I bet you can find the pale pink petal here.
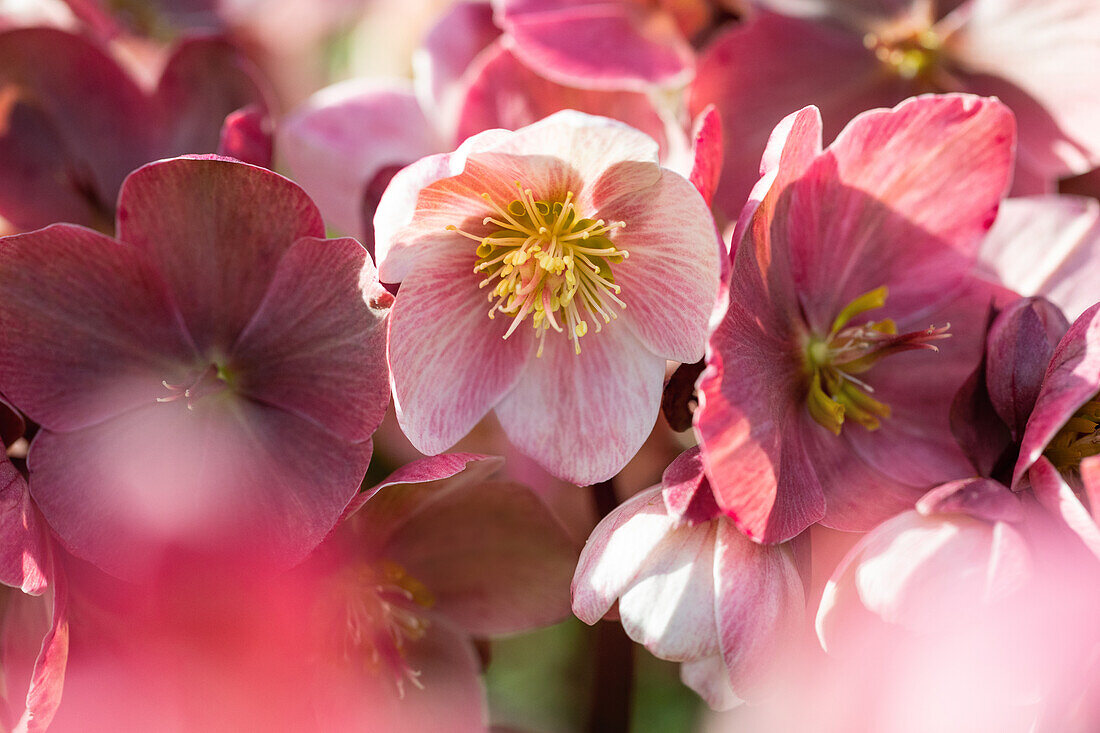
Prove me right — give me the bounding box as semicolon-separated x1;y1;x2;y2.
498;1;695;90
714;520;804;698
662;447;722;526
28;398;371;579
230;237;390;443
387;243;533;455
2;565;68;733
374;479;578;636
688;12;901;221
679;655;742;712
1014;303;1100;487
977;195;1100;321
116;156;325;354
278;80;442;238
595;170;720;363
0;224;197;431
572;487;678;624
456;41;670;154
494;320;665;485
947;0;1100;178
1029;456;1100;561
0;459;47;595
787;94;1015;329
753;0;926;21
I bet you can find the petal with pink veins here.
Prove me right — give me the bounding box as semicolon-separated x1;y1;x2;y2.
0;224;197;432
494;320;665;485
662;447;722;526
230;237;390;443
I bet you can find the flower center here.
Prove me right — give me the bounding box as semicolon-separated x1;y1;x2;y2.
1044;397;1100;473
156;363;233;410
804;286;950;435
864;27;942;81
447;183;628;357
325;559;435;697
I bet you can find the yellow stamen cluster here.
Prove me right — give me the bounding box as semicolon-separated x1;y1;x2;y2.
804;286;949;435
447;183;628;356
864;27;942;81
1045;397;1100;472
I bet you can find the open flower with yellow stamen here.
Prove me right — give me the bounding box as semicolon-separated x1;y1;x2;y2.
375;111;721;485
695;94;1017;543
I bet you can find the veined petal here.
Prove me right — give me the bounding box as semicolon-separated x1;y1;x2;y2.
0;224;197;431
387;243;532;455
494;320;664;485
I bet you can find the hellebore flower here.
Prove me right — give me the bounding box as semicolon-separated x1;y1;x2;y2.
374;111;721;485
0;456;67;733
277;0;683;253
0;156;392;579
48;454;577;733
690;0;1100;220
695;94;1016;543
0;26;269;233
572;448;805;709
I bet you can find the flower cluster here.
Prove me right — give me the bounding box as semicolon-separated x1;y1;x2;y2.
1;1;1100;731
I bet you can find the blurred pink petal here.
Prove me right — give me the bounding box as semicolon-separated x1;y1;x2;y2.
217;105;273;168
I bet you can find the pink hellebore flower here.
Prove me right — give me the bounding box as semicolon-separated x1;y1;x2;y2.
0;26;270;233
691;0;1100;219
695;94;1016;543
0;156;392;579
0;456;67;733
374;111;721;485
572;447;805;709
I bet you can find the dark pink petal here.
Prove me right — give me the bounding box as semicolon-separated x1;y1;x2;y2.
370;478;578;636
1014;303;1100;487
153;36;271;160
416;0;500;138
0;458;47;595
714;520;804;699
984;297;1070;440
596;170;721;363
950;312;1015;478
1;564;68;733
494;321;665;485
346;453;504;521
499;1;695;90
977;195;1100;321
278;81;442;239
688;12;900;221
217;105;274;168
116;157;325;354
916;477;1025;524
0;224;197;431
230;237;390;443
688;105;723;207
388;243;533;454
662;447;722;526
455;41;670;153
786;94;1015;330
28;397;371;579
947;0;1100;180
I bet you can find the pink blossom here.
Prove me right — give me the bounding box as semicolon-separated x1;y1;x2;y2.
695;95;1016;543
572;449;805;709
691;0;1100;219
374;111;721;484
0;27;270;233
0;156;391;579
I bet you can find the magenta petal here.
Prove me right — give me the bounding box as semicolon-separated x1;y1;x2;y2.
28;398;371;579
455;41;670;154
662;447;722;526
217;105;274;169
788;94;1015;329
1014;303;1100;487
116;157;325;354
0;224;197;431
373;478;578;636
388;243;533;455
500;2;694;90
688;105;723;208
230;237;390;443
0;458;47;595
278;81;442;239
494;323;665;485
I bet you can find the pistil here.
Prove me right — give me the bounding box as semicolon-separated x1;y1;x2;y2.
447;183;628;356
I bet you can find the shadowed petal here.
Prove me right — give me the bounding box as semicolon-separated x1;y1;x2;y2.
0;458;47;595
